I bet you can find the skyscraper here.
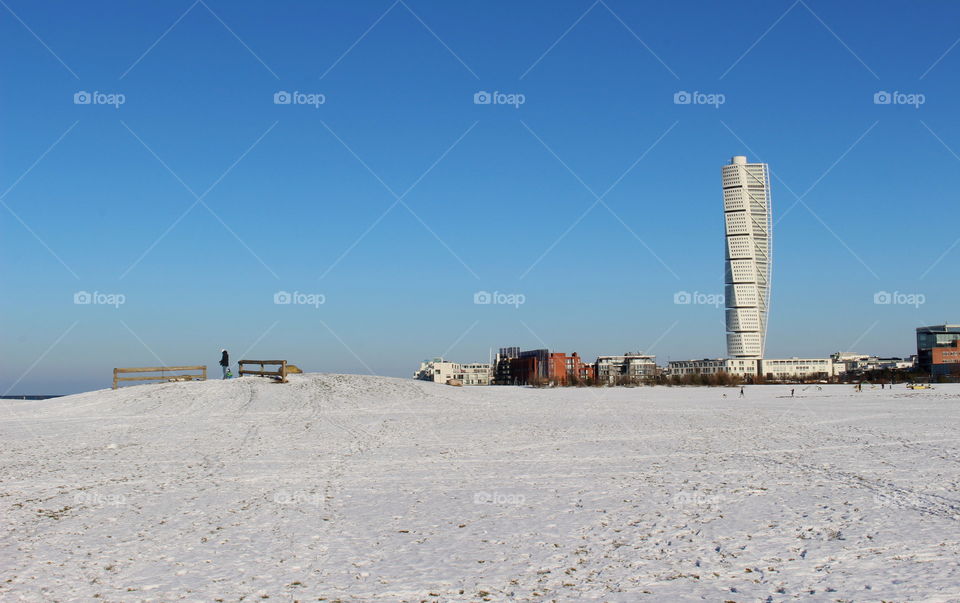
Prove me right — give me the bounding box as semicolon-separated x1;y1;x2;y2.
722;156;772;359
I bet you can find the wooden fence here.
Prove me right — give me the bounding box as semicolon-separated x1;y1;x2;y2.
113;365;207;389
238;359;288;383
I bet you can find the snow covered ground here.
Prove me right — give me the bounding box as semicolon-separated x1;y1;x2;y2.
1;375;959;601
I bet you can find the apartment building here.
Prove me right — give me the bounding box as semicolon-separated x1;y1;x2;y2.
759;358;835;381
490;347;592;385
413;358;491;385
596;354;657;384
460;363;493;386
668;358;757;378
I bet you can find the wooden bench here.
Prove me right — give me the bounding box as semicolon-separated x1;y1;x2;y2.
113;366;206;389
238;359;288;383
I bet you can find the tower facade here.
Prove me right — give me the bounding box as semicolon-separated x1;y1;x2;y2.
722;155;772;359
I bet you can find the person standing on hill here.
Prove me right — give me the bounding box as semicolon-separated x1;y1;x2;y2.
220;349;229;379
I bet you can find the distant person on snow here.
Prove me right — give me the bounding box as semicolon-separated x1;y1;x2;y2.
220;349;229;379
739;386;745;398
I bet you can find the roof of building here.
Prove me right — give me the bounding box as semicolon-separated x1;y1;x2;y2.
916;325;960;332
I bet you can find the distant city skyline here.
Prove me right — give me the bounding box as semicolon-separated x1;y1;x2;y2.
2;1;958;394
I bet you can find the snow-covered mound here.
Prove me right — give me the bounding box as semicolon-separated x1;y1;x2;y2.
2;375;959;601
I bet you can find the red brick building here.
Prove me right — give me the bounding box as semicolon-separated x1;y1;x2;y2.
932;340;960;377
503;349;593;385
509;354;542;385
576;362;596;382
547;352;592;385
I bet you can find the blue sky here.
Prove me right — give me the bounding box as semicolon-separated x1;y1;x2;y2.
2;0;959;394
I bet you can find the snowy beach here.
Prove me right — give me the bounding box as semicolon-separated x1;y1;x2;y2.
2;375;959;601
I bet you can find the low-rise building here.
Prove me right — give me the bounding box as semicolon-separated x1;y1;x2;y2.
596;353;657;384
668;359;726;377
513;349;550;385
548;352;592;385
576;362;596;382
413;358;491;385
723;358;759;377
830;353;916;376
414;358;459;383
491;347;592;385
830;353;869;375
760;358;835;381
668;358;757;378
884;358;917;371
459;363;493;385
